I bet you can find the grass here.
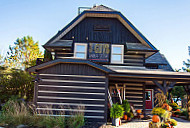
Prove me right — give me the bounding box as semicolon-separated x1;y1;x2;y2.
0;99;85;128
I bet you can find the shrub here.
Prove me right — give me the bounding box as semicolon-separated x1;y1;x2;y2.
66;106;85;128
0;99;85;128
122;100;131;113
110;103;124;119
126;112;134;118
151;107;166;117
181;109;188;119
0;99;32;126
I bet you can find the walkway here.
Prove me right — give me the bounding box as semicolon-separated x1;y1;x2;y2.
104;118;190;128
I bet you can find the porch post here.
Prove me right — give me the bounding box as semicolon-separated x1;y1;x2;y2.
183;85;190;120
142;83;146;116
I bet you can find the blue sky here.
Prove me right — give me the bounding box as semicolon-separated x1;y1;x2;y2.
0;0;190;69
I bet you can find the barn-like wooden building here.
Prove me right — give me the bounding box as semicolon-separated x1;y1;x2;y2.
28;5;190;123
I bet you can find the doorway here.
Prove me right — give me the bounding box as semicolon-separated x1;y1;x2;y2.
145;89;154;109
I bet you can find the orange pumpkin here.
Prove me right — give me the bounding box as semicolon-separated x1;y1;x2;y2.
152;115;160;123
123;114;128;120
176;109;180;112
166;105;172;111
136;109;142;114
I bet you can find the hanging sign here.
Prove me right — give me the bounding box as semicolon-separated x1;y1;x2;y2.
88;43;110;62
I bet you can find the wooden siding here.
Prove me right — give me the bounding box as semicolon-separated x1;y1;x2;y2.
109;82;144;110
36;63;107;122
61;17;140;44
125;83;144;109
123;54;145;66
38;63;105;76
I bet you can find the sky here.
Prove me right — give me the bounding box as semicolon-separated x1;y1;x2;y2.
0;0;190;70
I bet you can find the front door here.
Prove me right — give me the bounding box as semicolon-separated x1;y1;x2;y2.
145;89;153;109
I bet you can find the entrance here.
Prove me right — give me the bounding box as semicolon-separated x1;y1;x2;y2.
145;89;153;109
109;86;123;104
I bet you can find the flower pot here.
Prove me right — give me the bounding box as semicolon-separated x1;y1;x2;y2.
112;118;120;126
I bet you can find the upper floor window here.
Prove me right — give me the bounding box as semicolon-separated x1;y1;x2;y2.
111;45;124;64
74;43;87;59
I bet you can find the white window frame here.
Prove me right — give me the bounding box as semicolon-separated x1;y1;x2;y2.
111;45;124;64
74;43;87;59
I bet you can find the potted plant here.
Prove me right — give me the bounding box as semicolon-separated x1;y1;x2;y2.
110;103;124;126
122;100;131;120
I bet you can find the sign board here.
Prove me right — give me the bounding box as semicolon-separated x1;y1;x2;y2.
88;43;110;62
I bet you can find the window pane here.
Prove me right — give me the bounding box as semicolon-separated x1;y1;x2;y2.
112;55;122;62
76;45;85;52
76;53;85;58
113;46;122;54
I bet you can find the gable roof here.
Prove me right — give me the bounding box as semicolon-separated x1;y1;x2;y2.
44;5;157;51
27;58;113;73
145;52;173;71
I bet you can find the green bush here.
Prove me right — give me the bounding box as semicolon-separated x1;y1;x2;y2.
181;109;188;119
122;100;131;113
126;112;134;118
110;103;124;119
151;107;166;117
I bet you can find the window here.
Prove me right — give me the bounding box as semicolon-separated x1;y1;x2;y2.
74;43;87;59
111;45;124;63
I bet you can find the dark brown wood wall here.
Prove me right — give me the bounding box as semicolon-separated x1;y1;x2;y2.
124;54;145;66
35;63;108;122
61;17;141;44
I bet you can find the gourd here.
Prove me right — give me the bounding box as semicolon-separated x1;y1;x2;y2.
123;114;128;120
136;109;142;114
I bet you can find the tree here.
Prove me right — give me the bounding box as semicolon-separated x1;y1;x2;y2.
171;86;186;102
4;36;42;70
0;69;34;103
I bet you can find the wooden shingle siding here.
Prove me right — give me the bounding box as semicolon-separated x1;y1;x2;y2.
36;63;107;122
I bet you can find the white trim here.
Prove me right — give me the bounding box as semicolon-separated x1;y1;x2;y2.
111;45;124;64
37;102;105;107
41;79;105;84
38;96;105;101
38;85;105;90
37;114;104;119
36;108;104;113
39;74;106;78
74;43;87;59
38;90;105;95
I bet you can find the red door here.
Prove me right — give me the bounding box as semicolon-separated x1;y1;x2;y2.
145;89;153;109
